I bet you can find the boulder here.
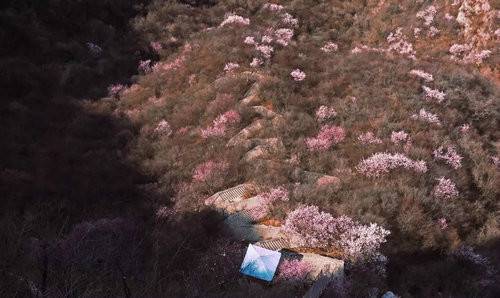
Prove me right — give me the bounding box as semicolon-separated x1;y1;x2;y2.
300;253;344;280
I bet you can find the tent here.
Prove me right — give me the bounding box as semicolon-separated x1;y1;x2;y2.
240;244;282;281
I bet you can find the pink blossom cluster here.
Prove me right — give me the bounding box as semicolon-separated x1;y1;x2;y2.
409;69;434;82
338;222;391;262
459;123;471;134
290;69;306;81
150;41;162;53
223;62;240;72
243;36;256;45
263;3;284;12
138;59;152;74
256;44;274;59
316;175;340;187
416;5;437;26
201;110;241;138
261;35;273;43
258;186;289;204
276;259;312;282
321;42;339;53
246;186;289;221
154;120;172;136
387;28;416;59
152;45;189;73
283;205;390;262
250;57;263;67
414;27;422;37
433;146;462;169
445;13;455;21
192;160;229;182
315;105;337;122
438;218;448;230
108;84;125;98
351;44;386;54
422;86;446;103
305;125;345;152
433;177;459;199
358;132;383;145
427;26;440;37
411;108;441;125
219;14;250;27
283;205;354;248
274;28;294;46
281;12;298;27
356;152;427;177
390;130;409;145
450;43;492;65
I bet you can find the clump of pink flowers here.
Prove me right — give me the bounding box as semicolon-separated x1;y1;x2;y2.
152;44;191;74
224;62;240;72
356;152;427;177
449;43;492;65
316;175;340;187
433;146;462;169
387;27;416;59
192;160;229;182
338;222;391;262
391;130;409;145
201;110;241;138
256;44;274;59
433;177;459;199
438;218;448;230
108;84;125;98
150;41;162;53
138;59;152;74
459;124;471;134
281;12;298;27
244;36;256;45
409;69;434;82
258;186;289;204
305;125;345;152
154;120;172;136
276;259;312;282
315;105;337;122
250;57;263;67
263;3;284;12
358;132;383;145
219;14;250;27
274;28;294;46
416;5;437;26
321;42;339;53
411;108;441;125
422;86;446;103
283;205;390;262
290;69;306;81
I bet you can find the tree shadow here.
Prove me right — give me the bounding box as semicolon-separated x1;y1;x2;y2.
0;1;159;296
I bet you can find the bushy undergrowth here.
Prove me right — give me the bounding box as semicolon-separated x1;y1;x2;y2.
1;0;499;297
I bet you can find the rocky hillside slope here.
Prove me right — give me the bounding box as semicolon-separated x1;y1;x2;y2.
2;0;498;297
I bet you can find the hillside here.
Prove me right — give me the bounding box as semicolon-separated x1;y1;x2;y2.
1;0;499;297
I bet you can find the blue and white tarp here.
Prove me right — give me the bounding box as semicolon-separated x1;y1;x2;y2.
240;244;281;281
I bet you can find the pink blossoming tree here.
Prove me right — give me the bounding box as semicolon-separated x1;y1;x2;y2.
356;152;427;177
305;125;345;152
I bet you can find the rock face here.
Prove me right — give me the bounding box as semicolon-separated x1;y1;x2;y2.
204;183;255;214
243;138;285;162
223;212;284;242
300;253;344;280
